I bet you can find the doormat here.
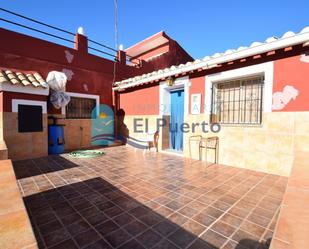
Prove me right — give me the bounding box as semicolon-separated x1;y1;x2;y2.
69;150;105;158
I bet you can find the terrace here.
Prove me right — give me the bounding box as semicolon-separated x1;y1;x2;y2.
0;7;308;249
11;146;287;249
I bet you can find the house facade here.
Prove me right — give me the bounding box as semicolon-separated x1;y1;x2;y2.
1;24;309;177
114;27;309;176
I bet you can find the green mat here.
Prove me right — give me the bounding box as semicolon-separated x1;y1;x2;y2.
69;150;105;158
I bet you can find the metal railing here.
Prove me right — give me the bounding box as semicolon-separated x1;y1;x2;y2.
0;7;142;65
0;8;117;59
0;17;75;45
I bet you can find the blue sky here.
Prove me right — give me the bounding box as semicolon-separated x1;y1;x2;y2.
1;0;309;59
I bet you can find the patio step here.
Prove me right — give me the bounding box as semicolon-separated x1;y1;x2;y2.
0;140;8;160
0;159;37;249
270;151;309;249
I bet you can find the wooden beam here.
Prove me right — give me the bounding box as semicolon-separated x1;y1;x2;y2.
253;54;262;59
284;46;293;51
303;41;309;47
267;51;276;56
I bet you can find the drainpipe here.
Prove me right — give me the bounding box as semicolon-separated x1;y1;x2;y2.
114;47;126;142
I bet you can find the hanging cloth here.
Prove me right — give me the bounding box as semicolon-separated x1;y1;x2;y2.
46;71;70;109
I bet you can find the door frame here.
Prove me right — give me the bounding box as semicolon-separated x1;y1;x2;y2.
159;76;190;116
159;76;190;153
169;89;185;151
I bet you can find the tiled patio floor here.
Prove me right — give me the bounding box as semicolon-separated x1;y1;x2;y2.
13;146;288;249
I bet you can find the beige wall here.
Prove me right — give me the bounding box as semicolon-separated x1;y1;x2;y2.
3;113;96;160
61;119;92;151
183;112;309;176
3;112;48;160
123;115;162;150
2;113;95;160
0;140;8;160
0;111;7;160
4;108;306;175
48;114;94;151
123;112;309;177
0;112;3;141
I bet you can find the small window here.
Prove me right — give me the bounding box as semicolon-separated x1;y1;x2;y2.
211;76;263;125
18;105;43;132
66;97;96;119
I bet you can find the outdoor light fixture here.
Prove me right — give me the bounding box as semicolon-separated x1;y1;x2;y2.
166;76;175;86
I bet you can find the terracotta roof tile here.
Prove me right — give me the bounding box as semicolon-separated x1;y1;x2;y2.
0;69;47;88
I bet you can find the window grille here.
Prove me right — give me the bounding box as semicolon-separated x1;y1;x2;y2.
210;76;263;125
66;97;96;119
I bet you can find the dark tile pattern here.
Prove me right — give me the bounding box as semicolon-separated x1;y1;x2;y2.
13;146;288;249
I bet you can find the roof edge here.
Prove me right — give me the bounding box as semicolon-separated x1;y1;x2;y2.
114;26;309;91
125;31;168;52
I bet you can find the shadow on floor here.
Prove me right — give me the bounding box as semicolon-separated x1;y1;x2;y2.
14;155;273;249
13;155;79;179
22;178;273;249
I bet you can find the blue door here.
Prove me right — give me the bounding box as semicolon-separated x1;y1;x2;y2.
170;89;184;151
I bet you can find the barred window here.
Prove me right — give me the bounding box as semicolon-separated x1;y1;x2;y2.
66;97;96;119
211;76;263;125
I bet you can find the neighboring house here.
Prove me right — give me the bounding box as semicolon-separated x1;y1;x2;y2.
114;27;309;176
0;27;192;160
125;31;193;70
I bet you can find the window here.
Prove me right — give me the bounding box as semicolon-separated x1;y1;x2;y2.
18;105;43;132
66;97;96;119
211;76;263;125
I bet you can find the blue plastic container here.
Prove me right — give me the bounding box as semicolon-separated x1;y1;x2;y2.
48;125;65;154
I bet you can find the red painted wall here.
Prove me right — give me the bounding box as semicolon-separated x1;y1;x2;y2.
119;84;160;115
2;92;47;112
139;39;194;72
0;28;142;112
117;32;193;116
0;28;141;79
119;53;309;117
0;28;194;117
189;75;205;114
273;54;309;112
126;31;193;72
119;75;207;116
134;44;169;61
